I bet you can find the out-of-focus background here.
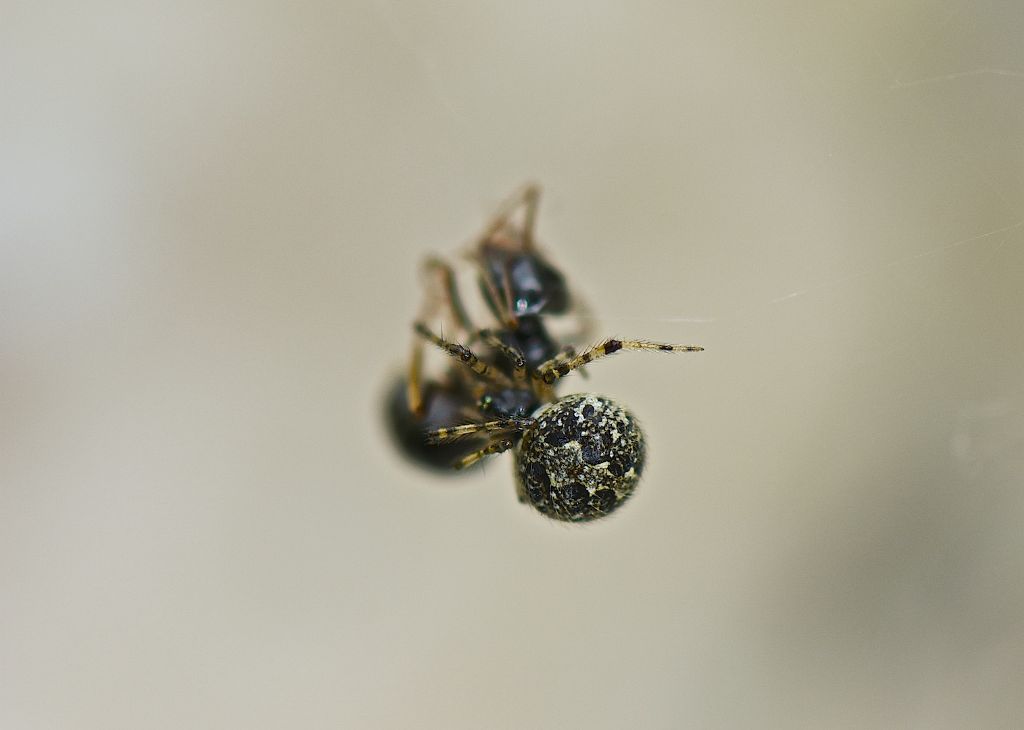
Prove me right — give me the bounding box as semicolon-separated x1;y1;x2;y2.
3;2;1023;728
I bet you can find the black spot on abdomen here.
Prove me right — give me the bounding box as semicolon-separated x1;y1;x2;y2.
581;437;605;465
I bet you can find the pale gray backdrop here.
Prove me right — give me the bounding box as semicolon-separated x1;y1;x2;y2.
3;2;1023;728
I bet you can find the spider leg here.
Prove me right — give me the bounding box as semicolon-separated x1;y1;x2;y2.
547;344;590;379
473;329;528;381
426;417;534;444
406;255;475;416
413;322;514;388
452;438;516;470
537;338;704;385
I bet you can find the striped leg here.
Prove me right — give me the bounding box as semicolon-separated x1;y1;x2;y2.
474;329;528;381
414;322;513;387
426;418;533;445
537;338;704;385
453;438;515;470
548;345;590;379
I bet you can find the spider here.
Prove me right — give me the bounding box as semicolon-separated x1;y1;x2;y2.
385;185;703;522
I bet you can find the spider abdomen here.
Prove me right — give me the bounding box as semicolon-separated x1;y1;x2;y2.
515;394;645;522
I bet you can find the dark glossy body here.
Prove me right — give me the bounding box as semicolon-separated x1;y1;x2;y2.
478;242;570;318
387;236;572;471
385;378;481;471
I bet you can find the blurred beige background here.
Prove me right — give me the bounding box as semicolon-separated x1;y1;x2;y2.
3;2;1023;728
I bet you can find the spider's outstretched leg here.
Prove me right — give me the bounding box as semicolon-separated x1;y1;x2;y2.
413;322;514;387
453;438;516;470
425;417;534;444
537;338;704;385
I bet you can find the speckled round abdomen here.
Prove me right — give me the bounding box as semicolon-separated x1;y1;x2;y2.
514;393;646;522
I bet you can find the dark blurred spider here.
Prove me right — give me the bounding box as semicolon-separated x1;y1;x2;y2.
385;185;703;522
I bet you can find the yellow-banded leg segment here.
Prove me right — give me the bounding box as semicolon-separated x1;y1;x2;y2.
425;417;534;445
548;344;590;380
474;329;528;381
454;438;515;470
414;322;514;388
538;338;704;385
